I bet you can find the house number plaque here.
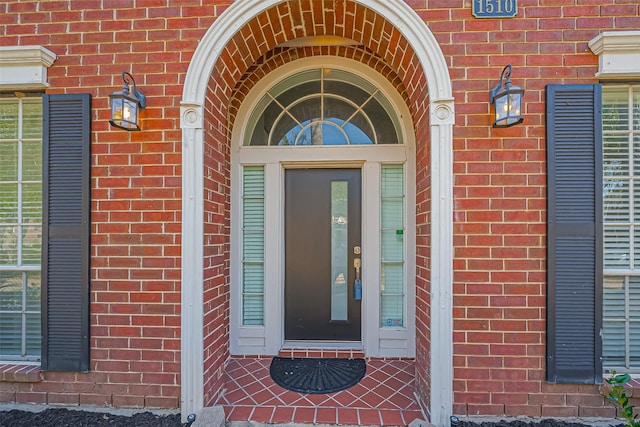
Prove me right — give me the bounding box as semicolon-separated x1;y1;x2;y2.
472;0;517;18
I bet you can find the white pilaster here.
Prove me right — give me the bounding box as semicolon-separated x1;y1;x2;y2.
180;103;205;421
429;101;455;427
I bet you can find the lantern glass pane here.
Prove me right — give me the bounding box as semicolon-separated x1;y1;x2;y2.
110;92;142;130
111;97;123;121
493;88;523;127
123;98;138;127
494;94;508;122
509;93;522;117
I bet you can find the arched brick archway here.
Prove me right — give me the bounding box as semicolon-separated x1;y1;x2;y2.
229;45;412;131
180;1;454;424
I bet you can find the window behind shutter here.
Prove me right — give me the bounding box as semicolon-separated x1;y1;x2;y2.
41;94;91;371
546;84;602;384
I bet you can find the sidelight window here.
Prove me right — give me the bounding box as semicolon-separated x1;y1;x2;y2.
380;164;405;327
241;166;265;326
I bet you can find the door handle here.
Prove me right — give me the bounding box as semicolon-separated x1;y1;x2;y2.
354;258;362;300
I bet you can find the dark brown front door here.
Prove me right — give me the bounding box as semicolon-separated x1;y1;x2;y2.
285;168;362;341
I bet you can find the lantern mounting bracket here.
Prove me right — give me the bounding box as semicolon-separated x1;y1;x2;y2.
121;71;146;109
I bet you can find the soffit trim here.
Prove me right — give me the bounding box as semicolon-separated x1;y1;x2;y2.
589;31;640;79
0;45;57;89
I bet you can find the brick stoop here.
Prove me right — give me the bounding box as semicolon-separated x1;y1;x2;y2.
278;348;366;359
0;365;41;383
216;357;424;426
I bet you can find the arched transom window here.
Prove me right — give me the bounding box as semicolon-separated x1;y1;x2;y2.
245;68;402;146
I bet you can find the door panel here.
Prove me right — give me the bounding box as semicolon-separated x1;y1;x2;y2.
285;169;362;341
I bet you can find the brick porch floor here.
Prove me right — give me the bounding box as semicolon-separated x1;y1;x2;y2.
215;356;426;426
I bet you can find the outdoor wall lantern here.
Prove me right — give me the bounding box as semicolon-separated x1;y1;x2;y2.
489;64;524;128
109;71;146;131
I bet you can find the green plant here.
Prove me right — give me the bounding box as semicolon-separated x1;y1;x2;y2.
606;371;640;427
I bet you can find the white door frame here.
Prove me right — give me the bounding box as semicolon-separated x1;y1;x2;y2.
179;0;454;424
229;56;416;359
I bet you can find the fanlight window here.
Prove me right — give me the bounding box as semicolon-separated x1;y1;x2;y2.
245;68;401;146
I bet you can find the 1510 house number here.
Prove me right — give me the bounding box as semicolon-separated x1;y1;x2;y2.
472;0;517;18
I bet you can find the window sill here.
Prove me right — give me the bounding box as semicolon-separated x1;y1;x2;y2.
0;364;41;383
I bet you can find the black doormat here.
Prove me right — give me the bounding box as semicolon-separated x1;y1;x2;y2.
270;357;366;394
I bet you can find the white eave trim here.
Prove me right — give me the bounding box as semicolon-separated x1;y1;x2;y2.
0;45;57;89
589;31;640;79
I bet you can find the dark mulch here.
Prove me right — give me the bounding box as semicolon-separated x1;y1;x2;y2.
459;420;624;427
0;408;188;427
0;409;623;427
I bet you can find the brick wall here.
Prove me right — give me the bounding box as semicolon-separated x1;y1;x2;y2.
1;0;640;418
201;58;232;406
418;0;640;417
1;0;231;409
415;104;432;412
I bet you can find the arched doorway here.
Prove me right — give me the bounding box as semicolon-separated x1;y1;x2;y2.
229;56;416;358
179;1;454;424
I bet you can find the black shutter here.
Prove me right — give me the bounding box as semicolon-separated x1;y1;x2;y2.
546;84;602;384
41;94;91;372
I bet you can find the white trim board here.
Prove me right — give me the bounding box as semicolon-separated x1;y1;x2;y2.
589;31;640;79
179;1;454;425
0;45;57;89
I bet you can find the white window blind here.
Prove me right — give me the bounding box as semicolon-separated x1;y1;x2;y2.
380;164;405;327
603;84;640;370
0;95;42;361
242;166;265;325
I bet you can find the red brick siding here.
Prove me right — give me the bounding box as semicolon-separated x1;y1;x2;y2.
1;0;639;418
229;46;409;127
418;0;639;418
201;65;232;406
415;105;432;411
0;0;222;410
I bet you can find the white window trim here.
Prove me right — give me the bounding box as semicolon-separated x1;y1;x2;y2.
591;31;640;375
0;95;43;363
589;31;640;79
0;45;52;364
602;84;640;373
230;57;416;359
0;46;57;89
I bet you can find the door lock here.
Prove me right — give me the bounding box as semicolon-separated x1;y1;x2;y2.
354;257;362;300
